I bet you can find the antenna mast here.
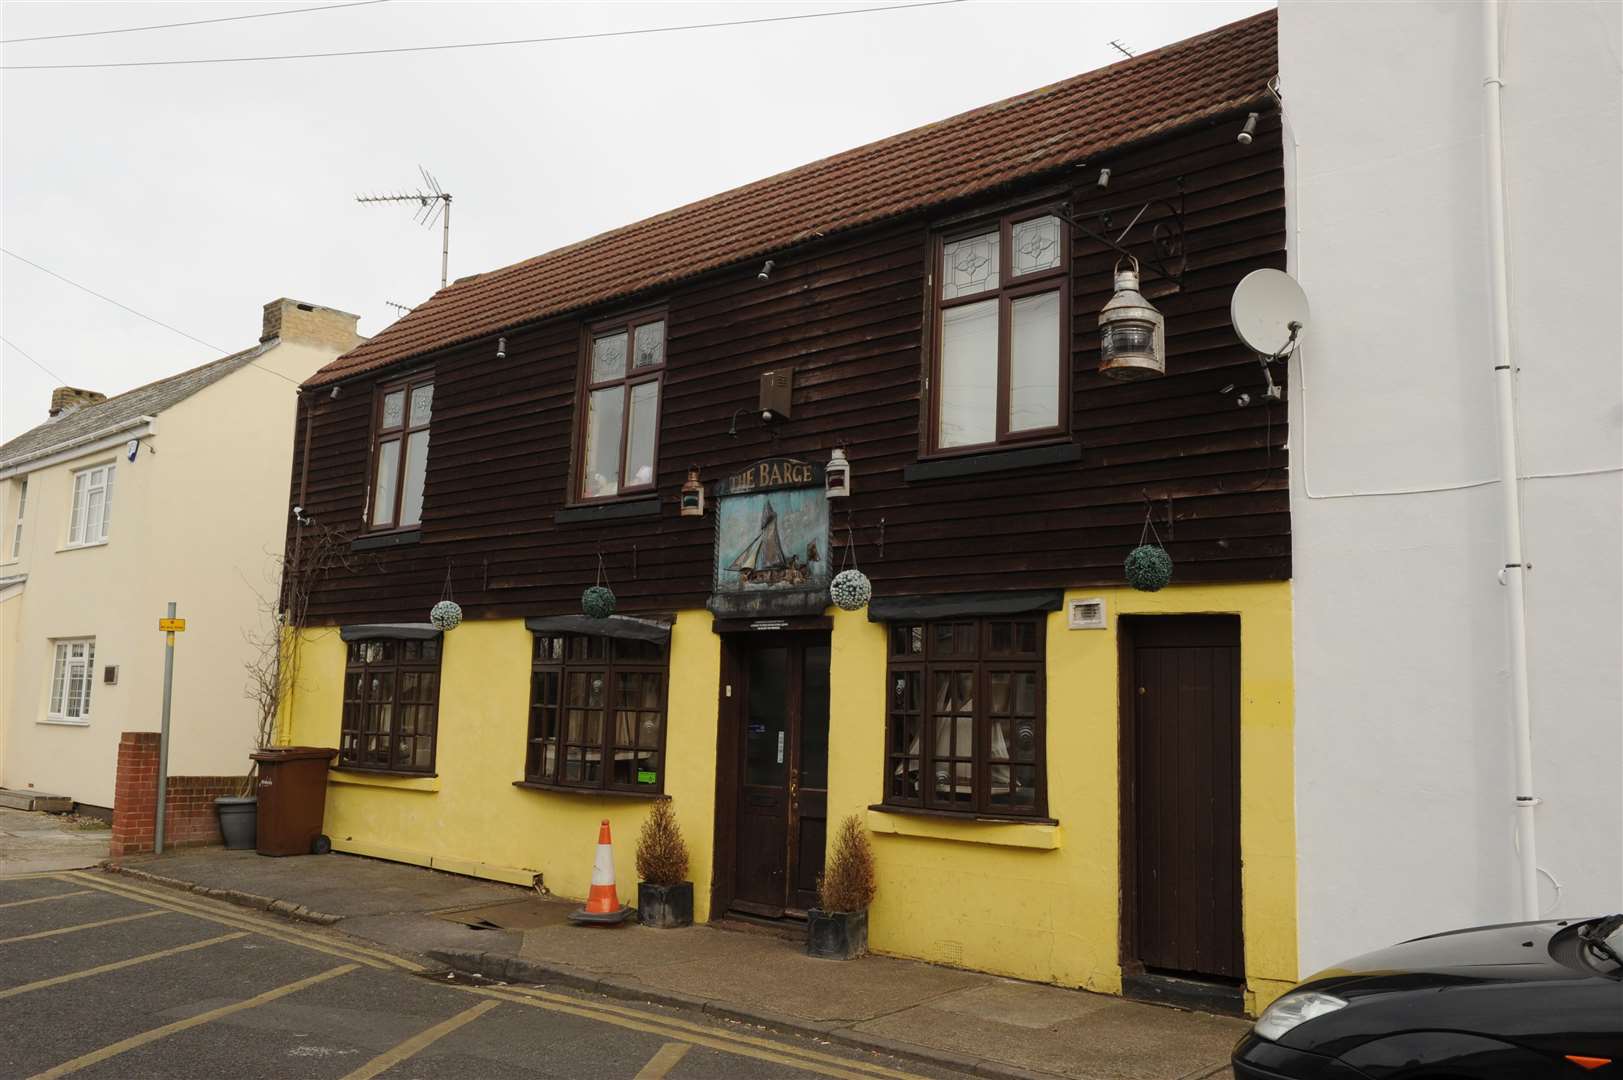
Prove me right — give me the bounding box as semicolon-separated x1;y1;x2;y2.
356;166;453;288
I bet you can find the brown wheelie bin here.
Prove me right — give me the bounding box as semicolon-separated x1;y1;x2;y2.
251;747;337;856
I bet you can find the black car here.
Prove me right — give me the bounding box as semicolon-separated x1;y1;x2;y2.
1233;913;1623;1079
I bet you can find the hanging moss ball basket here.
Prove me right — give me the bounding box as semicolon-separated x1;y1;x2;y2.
829;569;872;611
429;600;463;630
1124;545;1173;592
582;585;617;619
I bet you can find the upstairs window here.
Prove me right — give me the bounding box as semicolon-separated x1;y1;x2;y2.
340;637;441;774
527;632;668;793
67;464;114;546
930;210;1069;452
578;313;665;500
884;616;1047;817
368;375;433;530
9;478;25;558
48;638;95;724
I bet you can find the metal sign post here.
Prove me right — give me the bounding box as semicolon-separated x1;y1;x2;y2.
154;603;184;854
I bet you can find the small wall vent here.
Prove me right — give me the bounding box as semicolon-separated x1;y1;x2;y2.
1068;598;1106;630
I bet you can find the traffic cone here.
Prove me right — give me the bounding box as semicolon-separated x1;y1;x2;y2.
568;819;632;925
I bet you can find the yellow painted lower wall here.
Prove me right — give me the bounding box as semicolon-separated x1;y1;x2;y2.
281;618;720;920
281;581;1295;1013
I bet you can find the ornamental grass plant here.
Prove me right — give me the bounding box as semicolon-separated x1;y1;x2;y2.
635;798;689;886
817;814;877;913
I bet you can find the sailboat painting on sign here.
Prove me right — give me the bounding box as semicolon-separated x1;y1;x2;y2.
710;457;830;617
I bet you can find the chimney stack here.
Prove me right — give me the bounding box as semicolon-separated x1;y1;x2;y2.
49;386;107;418
260;298;362;352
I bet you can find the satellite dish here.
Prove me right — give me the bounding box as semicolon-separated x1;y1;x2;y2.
1231;269;1310;357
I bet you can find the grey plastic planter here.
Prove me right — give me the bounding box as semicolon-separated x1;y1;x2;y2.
214;796;257;850
636;882;694;928
806;908;867;959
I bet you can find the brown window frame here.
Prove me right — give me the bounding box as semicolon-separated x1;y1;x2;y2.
340;637;441;775
571;309;667;504
364;371;434;534
883;616;1047;818
924;205;1071;457
526;631;670;794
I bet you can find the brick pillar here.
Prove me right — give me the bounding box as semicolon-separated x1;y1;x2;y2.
110;733;160;858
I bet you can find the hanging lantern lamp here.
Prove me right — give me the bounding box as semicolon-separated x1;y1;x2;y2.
826;447;851;499
680;466;705;517
1098;256;1166;380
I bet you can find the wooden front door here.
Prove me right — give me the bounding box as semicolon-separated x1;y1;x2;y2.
1121;616;1244;982
732;636;830;917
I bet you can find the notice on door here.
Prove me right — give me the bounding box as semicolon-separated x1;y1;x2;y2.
776;731;785;764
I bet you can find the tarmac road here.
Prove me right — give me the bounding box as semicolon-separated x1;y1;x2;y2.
0;869;965;1080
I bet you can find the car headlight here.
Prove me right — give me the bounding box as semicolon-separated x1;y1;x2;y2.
1254;990;1349;1041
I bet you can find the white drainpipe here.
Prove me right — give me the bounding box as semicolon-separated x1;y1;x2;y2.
1481;0;1540;921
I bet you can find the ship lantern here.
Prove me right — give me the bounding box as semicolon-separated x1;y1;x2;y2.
826;448;851;499
680;467;705;517
1098;256;1166;380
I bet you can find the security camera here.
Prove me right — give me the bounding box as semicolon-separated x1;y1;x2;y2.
758;260;775;282
292;505;312;525
1238;112;1259;145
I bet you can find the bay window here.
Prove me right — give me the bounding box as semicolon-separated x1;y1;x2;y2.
884;616;1047;817
340;637;441;773
527;631;669;793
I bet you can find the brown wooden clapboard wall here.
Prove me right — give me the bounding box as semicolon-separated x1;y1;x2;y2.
289;114;1288;626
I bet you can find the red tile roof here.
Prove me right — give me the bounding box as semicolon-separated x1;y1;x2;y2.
307;9;1276;387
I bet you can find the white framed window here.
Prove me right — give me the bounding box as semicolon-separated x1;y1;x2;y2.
8;477;25;559
48;639;96;724
68;464;115;546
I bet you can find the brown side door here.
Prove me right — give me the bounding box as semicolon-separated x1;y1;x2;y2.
1122;615;1244;982
732;636;830;917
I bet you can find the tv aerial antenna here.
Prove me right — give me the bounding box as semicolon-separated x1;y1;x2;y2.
1230;268;1311;405
356;166;453;289
1108;39;1135;58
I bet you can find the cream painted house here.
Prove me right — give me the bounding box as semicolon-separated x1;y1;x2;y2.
0;299;360;812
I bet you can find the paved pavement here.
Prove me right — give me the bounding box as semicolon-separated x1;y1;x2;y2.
0;808;109;875
108;849;1246;1080
0;869;966;1080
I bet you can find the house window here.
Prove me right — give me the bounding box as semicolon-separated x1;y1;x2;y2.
527;633;668;793
9;478;25;558
884;616;1046;817
48;639;96;724
340;637;441;773
67;464;114;546
577;313;665;500
930;209;1069;452
368;376;433;530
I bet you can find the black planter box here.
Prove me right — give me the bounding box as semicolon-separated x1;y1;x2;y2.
637;881;693;928
806;908;868;959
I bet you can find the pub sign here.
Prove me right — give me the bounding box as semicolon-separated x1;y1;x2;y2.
709;457;829;618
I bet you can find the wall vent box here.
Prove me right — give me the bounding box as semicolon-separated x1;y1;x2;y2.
1068;598;1106;629
759;368;794;419
103;665;118;685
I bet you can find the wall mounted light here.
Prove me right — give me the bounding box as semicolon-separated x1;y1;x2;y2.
826;447;851;499
680;467;705;517
1098;256;1166;380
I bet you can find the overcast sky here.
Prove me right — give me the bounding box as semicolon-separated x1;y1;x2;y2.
1;0;1272;441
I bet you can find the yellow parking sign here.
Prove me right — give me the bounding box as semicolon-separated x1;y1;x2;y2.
158;618;186;632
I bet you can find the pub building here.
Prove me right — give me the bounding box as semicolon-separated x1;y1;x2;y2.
281;11;1297;1015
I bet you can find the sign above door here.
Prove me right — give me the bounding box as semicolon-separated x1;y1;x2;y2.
709;457;830;619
